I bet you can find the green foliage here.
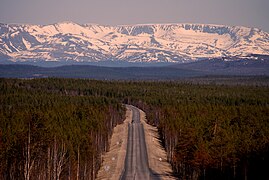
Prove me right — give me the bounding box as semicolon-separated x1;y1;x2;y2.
0;78;125;179
123;81;269;180
0;78;268;179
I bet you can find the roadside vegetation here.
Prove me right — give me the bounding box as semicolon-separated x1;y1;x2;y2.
0;78;268;180
0;79;125;180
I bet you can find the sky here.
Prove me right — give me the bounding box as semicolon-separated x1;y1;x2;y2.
0;0;269;32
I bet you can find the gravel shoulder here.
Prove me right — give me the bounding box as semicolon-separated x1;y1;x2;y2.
96;107;132;180
139;109;176;180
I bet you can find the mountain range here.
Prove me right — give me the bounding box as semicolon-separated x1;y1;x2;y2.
0;21;269;65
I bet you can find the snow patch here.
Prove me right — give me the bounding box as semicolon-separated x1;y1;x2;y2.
22;37;31;49
1;22;269;63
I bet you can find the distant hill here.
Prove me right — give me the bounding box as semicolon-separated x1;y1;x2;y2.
0;57;268;80
0;64;204;79
172;55;269;76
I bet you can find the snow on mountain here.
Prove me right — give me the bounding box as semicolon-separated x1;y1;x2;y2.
0;22;269;63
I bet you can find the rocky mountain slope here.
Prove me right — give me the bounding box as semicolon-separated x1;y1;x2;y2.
0;21;269;64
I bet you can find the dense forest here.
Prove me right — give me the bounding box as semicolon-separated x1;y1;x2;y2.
0;78;268;180
0;79;125;180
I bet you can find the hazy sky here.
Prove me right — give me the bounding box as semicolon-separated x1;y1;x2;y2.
0;0;268;32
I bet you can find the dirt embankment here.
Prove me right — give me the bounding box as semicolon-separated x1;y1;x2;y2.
96;107;132;180
140;109;176;180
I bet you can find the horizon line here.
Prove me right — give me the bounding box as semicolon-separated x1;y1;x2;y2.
0;21;262;31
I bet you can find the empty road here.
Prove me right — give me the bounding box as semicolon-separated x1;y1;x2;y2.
121;105;151;180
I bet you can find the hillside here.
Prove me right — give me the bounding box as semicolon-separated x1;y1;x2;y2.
0;22;269;64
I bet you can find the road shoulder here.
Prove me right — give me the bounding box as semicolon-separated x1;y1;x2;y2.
139;109;176;180
96;106;132;180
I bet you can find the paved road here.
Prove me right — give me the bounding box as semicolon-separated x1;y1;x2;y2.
121;105;151;180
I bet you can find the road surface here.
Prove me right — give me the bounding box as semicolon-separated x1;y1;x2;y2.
121;105;153;180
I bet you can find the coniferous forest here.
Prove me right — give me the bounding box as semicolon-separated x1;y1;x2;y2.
0;78;268;180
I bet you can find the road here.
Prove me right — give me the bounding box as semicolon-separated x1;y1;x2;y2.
120;105;152;180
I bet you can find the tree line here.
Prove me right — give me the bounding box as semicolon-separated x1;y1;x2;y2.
0;78;268;179
125;82;269;180
0;78;124;180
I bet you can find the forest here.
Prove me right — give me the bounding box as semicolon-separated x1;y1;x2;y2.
0;79;125;180
0;78;268;180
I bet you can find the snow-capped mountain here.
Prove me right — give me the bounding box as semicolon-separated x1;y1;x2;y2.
0;21;269;64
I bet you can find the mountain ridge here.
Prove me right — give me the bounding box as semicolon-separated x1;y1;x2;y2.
1;21;269;64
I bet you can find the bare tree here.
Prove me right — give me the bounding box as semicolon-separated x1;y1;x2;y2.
24;122;34;180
